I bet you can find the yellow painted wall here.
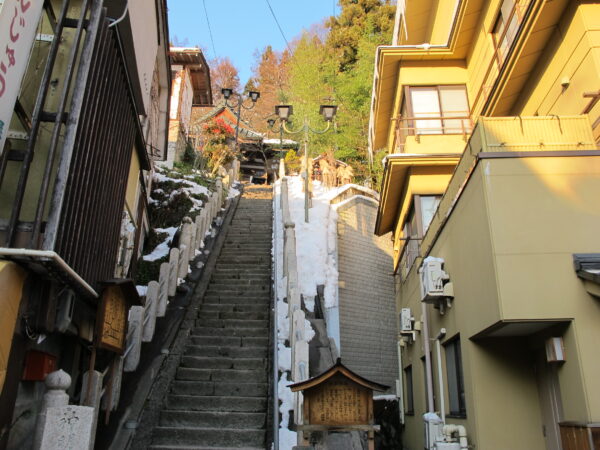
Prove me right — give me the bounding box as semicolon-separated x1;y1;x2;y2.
514;3;600;138
0;262;26;393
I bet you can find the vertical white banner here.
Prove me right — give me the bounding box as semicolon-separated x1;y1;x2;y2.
0;0;44;156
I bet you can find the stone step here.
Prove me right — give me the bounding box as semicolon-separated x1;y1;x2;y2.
180;356;266;371
185;345;267;359
196;311;269;321
191;327;267;338
159;410;266;429
188;335;268;347
197;319;268;329
149;446;263;450
198;304;267;313
209;276;271;283
152;426;265;447
170;380;268;397
166;395;267;413
201;297;270;305
210;276;271;289
175;367;268;383
204;289;270;297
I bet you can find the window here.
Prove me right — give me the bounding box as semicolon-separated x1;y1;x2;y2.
399;85;471;141
401;195;441;271
445;336;466;417
404;365;414;414
492;0;520;65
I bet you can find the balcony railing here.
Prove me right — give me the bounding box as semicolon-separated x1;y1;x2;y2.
396;114;473;152
395;115;597;280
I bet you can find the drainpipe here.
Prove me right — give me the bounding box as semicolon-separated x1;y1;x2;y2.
397;339;405;424
421;302;435;413
435;328;447;423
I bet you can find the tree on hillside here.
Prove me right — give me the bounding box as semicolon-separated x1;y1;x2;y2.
327;0;395;71
243;46;291;133
209;57;241;104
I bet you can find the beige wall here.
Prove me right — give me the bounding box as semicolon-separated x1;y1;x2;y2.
398;155;600;449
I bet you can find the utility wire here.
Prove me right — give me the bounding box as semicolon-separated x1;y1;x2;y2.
264;0;293;54
202;0;217;59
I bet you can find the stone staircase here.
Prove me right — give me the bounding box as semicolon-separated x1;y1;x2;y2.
149;186;273;450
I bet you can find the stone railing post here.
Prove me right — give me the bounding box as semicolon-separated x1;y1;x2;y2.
168;248;179;297
194;214;204;250
34;370;96;450
157;262;169;317
142;281;159;342
178;217;192;279
124;306;144;372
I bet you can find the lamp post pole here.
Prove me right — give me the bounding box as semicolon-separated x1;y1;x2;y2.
273;104;337;223
221;88;260;170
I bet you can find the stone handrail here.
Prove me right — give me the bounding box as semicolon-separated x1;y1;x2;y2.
277;174;310;438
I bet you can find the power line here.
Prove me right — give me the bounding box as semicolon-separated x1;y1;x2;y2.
202;0;217;59
264;0;292;54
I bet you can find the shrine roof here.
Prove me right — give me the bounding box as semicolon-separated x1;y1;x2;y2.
288;358;389;393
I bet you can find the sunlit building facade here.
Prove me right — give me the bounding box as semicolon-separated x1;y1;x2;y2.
370;0;600;448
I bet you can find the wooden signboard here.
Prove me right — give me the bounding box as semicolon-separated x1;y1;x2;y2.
307;373;370;425
289;358;389;449
95;279;141;354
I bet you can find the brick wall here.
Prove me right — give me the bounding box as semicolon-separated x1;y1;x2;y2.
337;197;398;392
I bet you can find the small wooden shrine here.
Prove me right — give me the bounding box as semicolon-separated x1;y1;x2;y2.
289;358;388;449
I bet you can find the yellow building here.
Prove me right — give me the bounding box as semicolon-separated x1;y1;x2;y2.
370;0;600;448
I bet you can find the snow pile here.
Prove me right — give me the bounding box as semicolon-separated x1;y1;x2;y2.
285;177;340;309
153;170;211;211
143;226;177;262
227;182;241;199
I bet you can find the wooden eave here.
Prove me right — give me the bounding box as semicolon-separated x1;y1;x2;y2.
289;359;389;393
374;154;461;236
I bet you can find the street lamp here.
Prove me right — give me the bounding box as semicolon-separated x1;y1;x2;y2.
275;103;337;222
221;88;260;158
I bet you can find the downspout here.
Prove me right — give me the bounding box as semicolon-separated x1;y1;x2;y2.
397;339;405;424
435;328;447;423
421;302;435;413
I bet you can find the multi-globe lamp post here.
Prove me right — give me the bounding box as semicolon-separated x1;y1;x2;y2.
221;88;260;156
273;103;337;223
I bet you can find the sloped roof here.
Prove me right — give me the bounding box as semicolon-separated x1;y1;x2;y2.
192;103;264;142
289;358;389;392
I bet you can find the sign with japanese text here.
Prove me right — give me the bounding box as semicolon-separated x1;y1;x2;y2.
0;0;44;155
96;285;129;353
307;376;370;426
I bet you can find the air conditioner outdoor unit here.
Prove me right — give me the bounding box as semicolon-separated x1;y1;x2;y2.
419;257;454;304
400;308;413;332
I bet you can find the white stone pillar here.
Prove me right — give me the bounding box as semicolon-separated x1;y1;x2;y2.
188;222;197;261
178;218;192;279
80;370;103;450
157;262;169;317
195;214;204;249
101;356;124;412
124;306;144;372
168;248;179;297
142;281;159;342
33;370;71;450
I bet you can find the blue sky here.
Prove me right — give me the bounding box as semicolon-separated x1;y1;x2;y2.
167;0;339;86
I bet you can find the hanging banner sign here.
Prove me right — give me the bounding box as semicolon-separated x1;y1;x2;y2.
0;0;45;156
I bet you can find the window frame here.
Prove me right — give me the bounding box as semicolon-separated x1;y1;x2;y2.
397;84;471;146
444;335;467;418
